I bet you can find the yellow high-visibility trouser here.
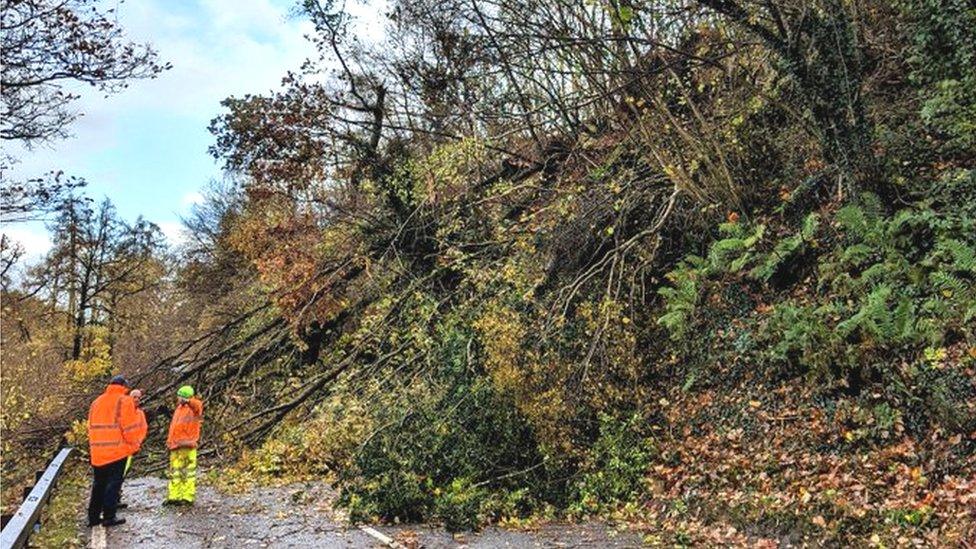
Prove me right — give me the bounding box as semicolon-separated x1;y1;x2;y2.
167;448;197;502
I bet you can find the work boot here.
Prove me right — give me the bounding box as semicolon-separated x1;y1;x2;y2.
102;517;126;527
162;499;180;506
87;519;101;528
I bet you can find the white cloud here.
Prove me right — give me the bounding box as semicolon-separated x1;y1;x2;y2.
158;221;186;247
199;0;288;33
111;0;317;118
181;191;205;208
3;0;389;237
1;223;53;261
4;0;320;185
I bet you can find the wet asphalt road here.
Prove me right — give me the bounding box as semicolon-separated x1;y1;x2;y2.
88;476;644;548
90;477;376;548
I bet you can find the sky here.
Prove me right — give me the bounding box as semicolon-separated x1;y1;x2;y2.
3;0;383;262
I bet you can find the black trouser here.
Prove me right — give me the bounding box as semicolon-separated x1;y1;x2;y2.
88;457;127;524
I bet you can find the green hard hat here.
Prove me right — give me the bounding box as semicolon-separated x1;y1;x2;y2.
177;385;194;399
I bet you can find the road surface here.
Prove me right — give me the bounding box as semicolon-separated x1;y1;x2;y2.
86;476;645;548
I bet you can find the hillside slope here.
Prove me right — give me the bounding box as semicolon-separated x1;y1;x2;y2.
4;1;973;546
179;1;976;545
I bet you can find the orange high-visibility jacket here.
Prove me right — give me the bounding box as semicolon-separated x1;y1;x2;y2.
167;398;203;450
87;384;143;466
132;407;148;447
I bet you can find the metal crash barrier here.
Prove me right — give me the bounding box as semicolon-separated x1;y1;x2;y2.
0;448;74;549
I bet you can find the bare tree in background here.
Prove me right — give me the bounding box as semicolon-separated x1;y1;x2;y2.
38;197;165;359
0;0;169;144
0;0;170;219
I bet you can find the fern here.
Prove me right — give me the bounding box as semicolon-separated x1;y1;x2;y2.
837;195;884;246
859;263;890;285
921;296;951;317
800;212;821;239
837;284;896;342
836;204;867;234
892;297;917;341
936;238;976;273
750;214;819;282
840;243;874;266
750;235;800;281
707;224;764;273
859;193;885;222
657;260;703;340
660;189;976;383
929;270;967;297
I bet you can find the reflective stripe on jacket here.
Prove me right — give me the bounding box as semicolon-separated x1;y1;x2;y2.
87;384;142;466
167;398;203;450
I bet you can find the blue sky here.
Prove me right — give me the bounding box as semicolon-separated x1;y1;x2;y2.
4;0;382;261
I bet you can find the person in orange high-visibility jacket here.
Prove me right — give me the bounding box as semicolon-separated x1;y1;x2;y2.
125;389;149;474
164;385;203;505
117;389;149;509
87;375;141;527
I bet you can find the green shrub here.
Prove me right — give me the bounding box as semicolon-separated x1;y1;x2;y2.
338;375;549;528
571;413;654;514
337;312;554;529
433;478;488;531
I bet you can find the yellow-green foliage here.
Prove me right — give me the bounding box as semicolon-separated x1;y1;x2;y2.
411;138;489;207
237;386;374;481
473;296;643;458
64;419;89;450
574;299;642;408
63;326;114;383
474;302;527;395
